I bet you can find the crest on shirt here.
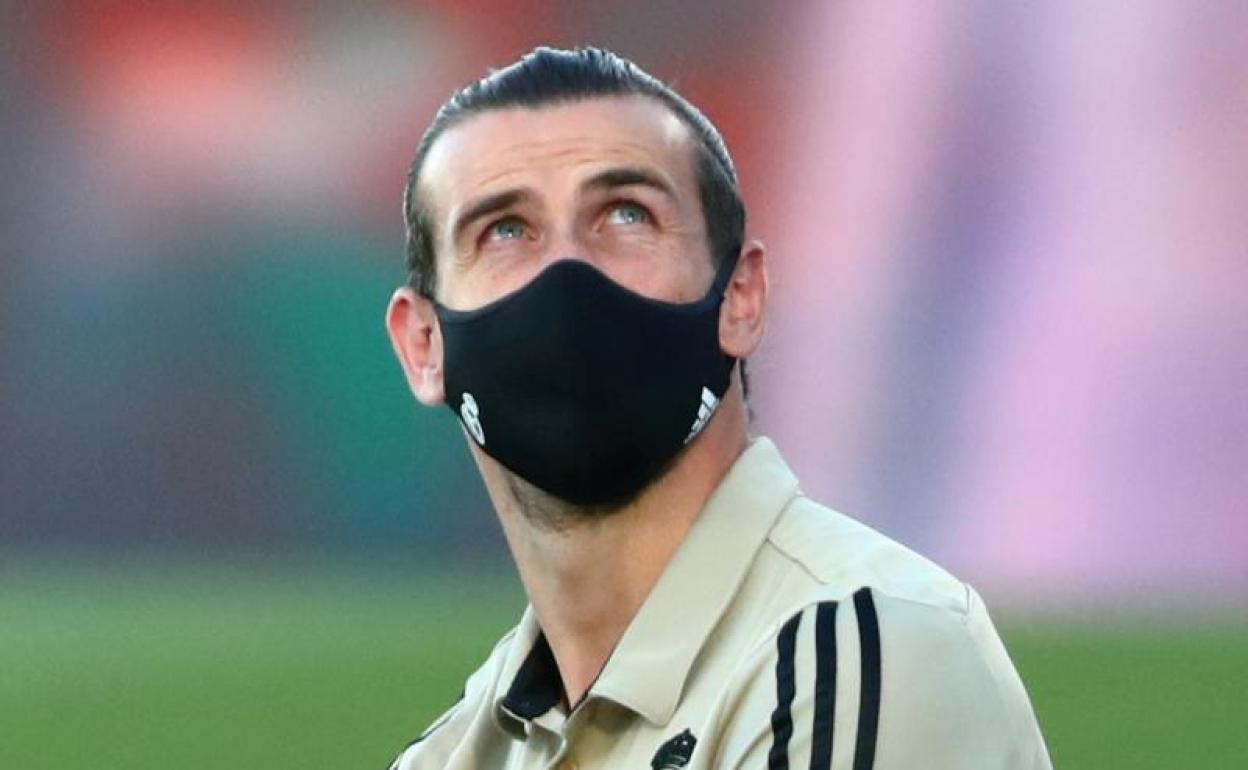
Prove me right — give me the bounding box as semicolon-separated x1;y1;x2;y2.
650;728;697;769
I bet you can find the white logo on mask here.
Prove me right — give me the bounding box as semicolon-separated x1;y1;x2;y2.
460;392;485;446
684;387;719;444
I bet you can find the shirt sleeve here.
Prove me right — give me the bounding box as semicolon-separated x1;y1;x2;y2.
387;684;475;770
387;628;516;770
714;586;1052;770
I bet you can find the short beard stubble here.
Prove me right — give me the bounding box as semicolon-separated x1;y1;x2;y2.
502;446;688;533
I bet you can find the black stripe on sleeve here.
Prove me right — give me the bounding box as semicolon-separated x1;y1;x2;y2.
852;588;881;770
809;601;839;770
767;611;803;770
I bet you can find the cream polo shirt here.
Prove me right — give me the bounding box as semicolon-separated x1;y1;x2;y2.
390;437;1052;770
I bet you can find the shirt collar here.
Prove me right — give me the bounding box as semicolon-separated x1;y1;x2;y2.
590;437;798;725
493;606;558;738
492;437;799;732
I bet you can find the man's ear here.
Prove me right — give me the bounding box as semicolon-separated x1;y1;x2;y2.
719;239;769;359
386;286;446;406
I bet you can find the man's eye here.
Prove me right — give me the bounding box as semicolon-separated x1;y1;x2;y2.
605;202;650;226
487;217;526;241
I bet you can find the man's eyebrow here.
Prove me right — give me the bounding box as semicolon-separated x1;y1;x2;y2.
450;188;531;243
579;166;678;200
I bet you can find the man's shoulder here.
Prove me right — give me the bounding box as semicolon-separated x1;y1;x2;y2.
388;622;521;770
714;495;1052;768
760;493;970;620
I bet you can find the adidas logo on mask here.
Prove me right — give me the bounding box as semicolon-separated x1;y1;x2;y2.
683;387;719;444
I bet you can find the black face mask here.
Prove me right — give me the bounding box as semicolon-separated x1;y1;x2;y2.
434;257;737;506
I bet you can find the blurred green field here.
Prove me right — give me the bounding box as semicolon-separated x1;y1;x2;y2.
2;559;1244;768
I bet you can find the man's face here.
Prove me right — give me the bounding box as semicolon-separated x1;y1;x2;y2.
418;95;716;310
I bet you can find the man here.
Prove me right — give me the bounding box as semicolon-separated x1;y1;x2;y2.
385;46;1051;769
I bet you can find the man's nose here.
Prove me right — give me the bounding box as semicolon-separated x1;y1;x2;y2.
538;230;600;272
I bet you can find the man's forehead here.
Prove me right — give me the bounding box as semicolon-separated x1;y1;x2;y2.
419;95;697;215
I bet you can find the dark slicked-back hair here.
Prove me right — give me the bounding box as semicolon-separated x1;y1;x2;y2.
402;46;746;298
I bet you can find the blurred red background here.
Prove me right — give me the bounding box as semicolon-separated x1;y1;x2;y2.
1;0;1244;608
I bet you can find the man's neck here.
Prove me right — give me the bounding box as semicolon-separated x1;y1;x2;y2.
475;388;749;707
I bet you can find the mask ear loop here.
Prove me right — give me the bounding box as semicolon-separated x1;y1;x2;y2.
709;246;742;298
707;247;744;388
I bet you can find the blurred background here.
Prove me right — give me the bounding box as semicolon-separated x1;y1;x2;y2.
2;1;1245;768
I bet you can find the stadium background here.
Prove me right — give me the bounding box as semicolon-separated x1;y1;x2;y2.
1;1;1244;767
